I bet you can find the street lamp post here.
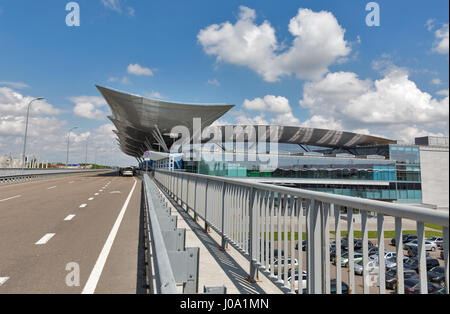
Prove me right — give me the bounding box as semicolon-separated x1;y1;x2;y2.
22;97;45;171
66;126;78;168
85;135;89;167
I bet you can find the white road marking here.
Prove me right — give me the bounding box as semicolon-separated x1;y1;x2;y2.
64;215;76;221
88;197;94;201
99;190;103;192
47;186;57;190
79;204;87;208
0;277;9;286
110;191;121;194
0;195;21;202
82;178;137;294
69;181;74;184
94;193;99;196
35;233;55;245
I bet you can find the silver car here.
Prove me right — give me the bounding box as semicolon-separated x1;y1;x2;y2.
354;260;379;275
385;256;409;269
404;239;437;251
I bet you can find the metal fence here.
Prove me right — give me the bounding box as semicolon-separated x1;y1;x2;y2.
143;174;200;293
154;169;449;294
0;168;108;185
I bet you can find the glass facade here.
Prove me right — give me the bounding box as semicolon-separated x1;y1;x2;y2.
158;144;423;204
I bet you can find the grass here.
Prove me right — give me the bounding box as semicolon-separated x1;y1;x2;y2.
265;229;443;241
424;223;443;231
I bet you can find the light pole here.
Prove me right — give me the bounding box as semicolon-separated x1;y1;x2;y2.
22;97;45;170
66;126;78;168
85;135;89;167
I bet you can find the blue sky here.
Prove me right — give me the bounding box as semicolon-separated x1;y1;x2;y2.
0;0;448;166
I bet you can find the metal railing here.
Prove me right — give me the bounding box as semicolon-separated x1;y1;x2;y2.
154;169;449;294
142;174;200;294
0;168;108;185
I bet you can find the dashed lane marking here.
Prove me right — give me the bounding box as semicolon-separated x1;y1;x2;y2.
35;233;55;245
0;195;21;202
64;215;76;221
79;204;87;208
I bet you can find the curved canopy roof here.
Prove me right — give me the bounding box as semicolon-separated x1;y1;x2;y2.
97;86;396;158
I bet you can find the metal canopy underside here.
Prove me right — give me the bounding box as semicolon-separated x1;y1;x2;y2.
96;85;396;158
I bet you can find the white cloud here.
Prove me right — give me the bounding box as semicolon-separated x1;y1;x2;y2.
436;89;449;97
207;79;220;86
108;77;118;82
127;64;154;76
431;78;442;85
0;87;60;116
0;81;29;89
433;23;449;55
198;6;350;82
243;95;292;114
71;96;109;120
145;91;165;99
101;0;122;12
299;68;449;142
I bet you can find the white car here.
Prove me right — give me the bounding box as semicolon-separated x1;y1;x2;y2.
285;271;307;290
354;260;379;275
369;251;396;261
404;239;437;251
122;167;134;177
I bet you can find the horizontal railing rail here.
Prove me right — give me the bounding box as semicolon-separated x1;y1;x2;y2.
154;169;449;295
0;169;109;185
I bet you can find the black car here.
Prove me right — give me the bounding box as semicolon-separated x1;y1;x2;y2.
391;234;417;246
295;240;307;251
330;279;349;294
385;268;418;290
403;257;440;272
427;266;445;285
354;239;374;250
402;278;442;294
355;246;378;256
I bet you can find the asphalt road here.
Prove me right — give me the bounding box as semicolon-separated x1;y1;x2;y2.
0;172;145;294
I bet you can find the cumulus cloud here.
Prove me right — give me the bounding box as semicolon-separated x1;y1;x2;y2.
433;23;449;55
127;64;154;76
101;0;134;16
0;87;60;117
299;68;449;143
198;6;350;82
242;95;300;125
71;96;109;120
0;81;29;89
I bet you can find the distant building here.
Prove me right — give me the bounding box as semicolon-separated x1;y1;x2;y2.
415;136;449;210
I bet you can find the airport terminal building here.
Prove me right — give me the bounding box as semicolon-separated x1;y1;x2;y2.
97;86;449;209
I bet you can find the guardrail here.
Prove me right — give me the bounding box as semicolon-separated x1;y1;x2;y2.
0;168;109;185
154;169;449;294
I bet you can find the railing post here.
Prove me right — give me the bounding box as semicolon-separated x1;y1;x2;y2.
308;199;323;294
248;187;257;283
220;182;227;250
204;179;210;233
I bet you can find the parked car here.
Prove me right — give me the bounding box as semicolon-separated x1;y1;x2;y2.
354;239;374;250
403;257;440;272
370;250;396;261
385;268;418;290
271;257;298;275
404;239;437;251
295;241;307;251
427;266;445;285
330;279;349;294
354;260;379;275
427;236;444;248
385;256;409;269
335;252;364;267
400;278;442;294
407;246;431;258
281;271;307;291
391;234;417;246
